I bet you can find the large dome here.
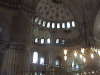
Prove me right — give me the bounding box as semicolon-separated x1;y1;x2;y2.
36;0;74;22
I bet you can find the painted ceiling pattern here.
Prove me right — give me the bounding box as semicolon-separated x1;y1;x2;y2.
36;0;74;21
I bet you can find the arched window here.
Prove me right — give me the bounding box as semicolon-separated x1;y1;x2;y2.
56;39;59;44
52;23;55;28
38;19;42;25
42;21;46;26
72;21;75;27
72;60;75;69
40;72;42;75
76;63;79;70
62;23;65;28
35;38;38;43
34;72;37;75
40;57;44;65
41;39;45;44
47;38;50;44
57;23;60;29
61;40;65;44
67;22;70;28
33;52;38;63
35;17;38;22
47;22;50;28
72;60;79;70
55;60;59;67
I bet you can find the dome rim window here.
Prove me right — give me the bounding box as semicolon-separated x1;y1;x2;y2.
47;22;50;28
42;21;46;27
67;22;71;28
72;21;75;27
52;23;55;28
47;38;51;44
35;38;38;43
41;38;45;44
38;19;42;25
35;17;39;23
57;23;60;29
62;23;65;28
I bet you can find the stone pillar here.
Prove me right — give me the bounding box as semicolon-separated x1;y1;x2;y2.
1;12;32;75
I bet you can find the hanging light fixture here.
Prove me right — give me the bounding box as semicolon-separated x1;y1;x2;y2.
74;51;78;57
91;53;94;59
83;57;86;62
81;48;85;54
80;54;83;59
62;0;100;63
64;49;68;55
98;49;100;55
64;56;67;61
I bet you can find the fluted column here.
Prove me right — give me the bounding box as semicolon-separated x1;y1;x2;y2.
1;12;32;75
1;50;30;75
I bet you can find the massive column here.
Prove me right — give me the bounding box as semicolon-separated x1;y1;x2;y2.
1;12;32;75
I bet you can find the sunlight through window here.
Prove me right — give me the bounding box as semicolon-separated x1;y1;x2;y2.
72;21;75;27
33;52;38;63
40;57;44;65
67;22;70;28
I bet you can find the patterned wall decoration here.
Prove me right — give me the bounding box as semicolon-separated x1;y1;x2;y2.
36;0;74;21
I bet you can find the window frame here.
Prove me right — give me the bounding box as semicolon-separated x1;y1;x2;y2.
33;52;38;64
67;22;71;28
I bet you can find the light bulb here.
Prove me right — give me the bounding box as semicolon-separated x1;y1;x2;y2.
95;48;98;53
64;49;68;55
74;51;77;57
91;53;94;59
98;49;100;55
92;71;94;74
64;56;67;61
80;54;83;59
81;48;85;54
88;72;90;74
83;58;86;62
84;72;86;75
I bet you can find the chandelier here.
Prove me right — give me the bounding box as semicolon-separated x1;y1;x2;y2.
64;47;100;62
63;0;100;63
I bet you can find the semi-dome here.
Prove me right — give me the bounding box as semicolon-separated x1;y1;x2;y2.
36;0;74;22
94;10;100;43
33;27;51;39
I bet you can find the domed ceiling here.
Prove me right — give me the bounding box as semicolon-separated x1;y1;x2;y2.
36;0;74;21
33;0;83;45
